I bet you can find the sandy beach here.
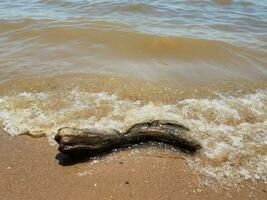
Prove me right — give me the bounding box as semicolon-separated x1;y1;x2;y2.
0;1;267;199
0;129;266;200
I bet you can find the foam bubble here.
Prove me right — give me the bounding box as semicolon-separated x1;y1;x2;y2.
0;89;266;184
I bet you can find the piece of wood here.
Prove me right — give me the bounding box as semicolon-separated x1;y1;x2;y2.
55;120;201;156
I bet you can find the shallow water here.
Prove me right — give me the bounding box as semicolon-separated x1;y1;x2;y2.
0;0;266;184
0;0;267;83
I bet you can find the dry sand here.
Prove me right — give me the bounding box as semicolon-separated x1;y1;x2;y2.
0;130;266;200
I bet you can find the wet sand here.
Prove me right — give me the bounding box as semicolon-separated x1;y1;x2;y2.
0;1;266;199
0;130;266;200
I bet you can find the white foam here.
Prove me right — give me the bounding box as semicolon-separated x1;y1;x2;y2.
0;89;266;184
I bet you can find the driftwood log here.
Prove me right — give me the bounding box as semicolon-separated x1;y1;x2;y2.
55;120;201;156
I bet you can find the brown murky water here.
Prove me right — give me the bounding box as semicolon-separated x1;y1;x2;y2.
0;0;266;185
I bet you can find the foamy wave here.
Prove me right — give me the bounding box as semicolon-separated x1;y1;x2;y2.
0;89;266;184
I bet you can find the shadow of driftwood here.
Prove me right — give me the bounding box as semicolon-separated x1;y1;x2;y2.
55;152;95;166
55;142;197;166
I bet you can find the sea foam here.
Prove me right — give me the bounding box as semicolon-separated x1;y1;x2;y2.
0;89;266;184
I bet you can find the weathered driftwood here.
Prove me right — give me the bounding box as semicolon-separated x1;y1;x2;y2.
55;120;201;156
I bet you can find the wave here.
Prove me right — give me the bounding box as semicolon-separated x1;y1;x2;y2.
0;86;266;184
0;19;266;84
0;19;263;60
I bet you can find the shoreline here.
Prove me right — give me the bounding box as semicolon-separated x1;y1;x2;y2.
0;1;266;199
0;130;266;200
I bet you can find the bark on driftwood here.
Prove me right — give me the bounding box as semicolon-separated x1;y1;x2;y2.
55;120;201;156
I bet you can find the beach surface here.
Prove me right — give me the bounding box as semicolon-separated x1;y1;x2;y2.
0;130;266;200
0;1;267;199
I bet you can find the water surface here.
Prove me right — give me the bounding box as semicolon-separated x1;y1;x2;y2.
0;0;266;185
